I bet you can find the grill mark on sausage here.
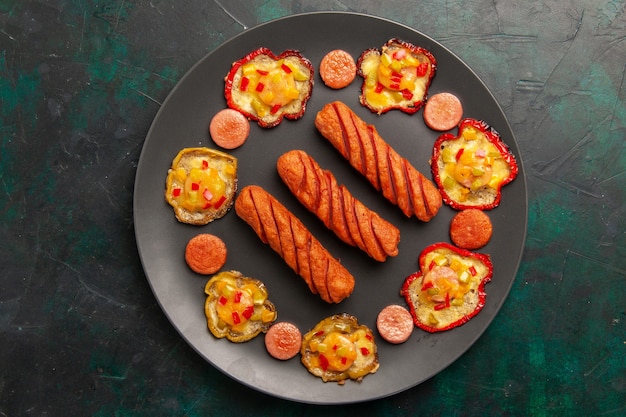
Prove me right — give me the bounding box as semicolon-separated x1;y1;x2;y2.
402;159;416;218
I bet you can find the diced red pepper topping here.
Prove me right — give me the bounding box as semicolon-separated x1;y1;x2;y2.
172;188;181;197
428;260;436;271
256;69;269;75
201;160;208;170
202;188;212;201
240;76;249;91
218;296;228;306
332;344;338;351
434;303;447;311
393;49;407;60
232;311;241;325
360;347;370;356
401;89;414;100
191;182;200;191
281;63;292;73
233;291;242;303
319;354;329;371
421;281;434;292
341;357;347;365
255;82;265;92
374;82;384;94
203;202;212;209
456;148;465;161
242;305;254;320
213;195;227;209
445;292;451;308
314;330;325;337
416;62;429;77
469;266;477;276
365;334;373;341
270;104;282;114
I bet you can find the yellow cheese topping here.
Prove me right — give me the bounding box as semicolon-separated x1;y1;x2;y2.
238;58;310;118
418;248;490;325
360;44;430;110
439;125;513;202
169;158;235;213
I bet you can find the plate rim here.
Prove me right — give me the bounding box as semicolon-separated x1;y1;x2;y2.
133;11;528;404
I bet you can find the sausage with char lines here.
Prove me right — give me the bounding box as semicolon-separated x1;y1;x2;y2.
314;101;442;222
234;185;355;304
277;149;400;262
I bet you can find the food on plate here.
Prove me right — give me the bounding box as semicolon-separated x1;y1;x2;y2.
401;242;493;332
165;147;238;225
234;185;355;304
431;118;519;210
301;313;379;384
423;92;463;131
204;270;277;342
449;209;493;249
265;321;302;360
315;101;442;221
224;47;314;128
185;233;227;275
319;49;357;89
209;108;250;149
357;38;436;114
277;150;400;262
376;304;414;344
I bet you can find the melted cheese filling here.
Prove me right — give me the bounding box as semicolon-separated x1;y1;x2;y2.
415;248;490;327
438;126;512;202
167;150;236;213
231;56;311;118
360;44;430;111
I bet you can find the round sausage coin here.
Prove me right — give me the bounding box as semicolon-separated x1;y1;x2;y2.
264;322;302;360
423;92;463;131
450;208;493;249
319;49;357;89
184;233;227;275
376;304;414;344
209;108;250;149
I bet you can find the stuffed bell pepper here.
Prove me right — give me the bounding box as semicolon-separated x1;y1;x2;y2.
401;242;493;332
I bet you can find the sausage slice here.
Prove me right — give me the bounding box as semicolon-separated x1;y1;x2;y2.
185;233;227;275
209;108;250;149
319;49;357;89
423;92;463;131
376;304;414;344
264;322;302;360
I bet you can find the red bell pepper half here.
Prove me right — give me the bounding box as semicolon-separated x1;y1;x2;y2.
431;118;519;210
224;47;314;128
356;38;437;115
400;242;493;332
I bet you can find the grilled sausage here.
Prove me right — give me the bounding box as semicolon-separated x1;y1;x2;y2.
234;185;355;303
314;101;442;221
277;150;400;262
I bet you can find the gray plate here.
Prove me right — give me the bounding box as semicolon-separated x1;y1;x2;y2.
133;12;527;404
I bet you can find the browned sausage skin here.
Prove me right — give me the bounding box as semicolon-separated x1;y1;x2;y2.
315;101;442;222
277;150;400;262
234;185;355;303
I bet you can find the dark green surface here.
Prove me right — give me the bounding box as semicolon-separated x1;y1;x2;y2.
1;0;624;415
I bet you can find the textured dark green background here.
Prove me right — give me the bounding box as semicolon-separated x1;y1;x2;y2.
1;0;624;415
